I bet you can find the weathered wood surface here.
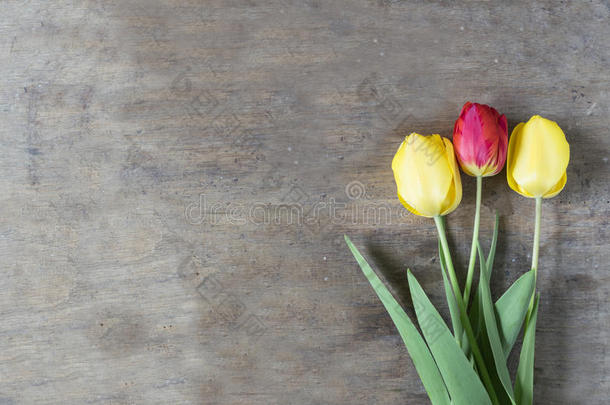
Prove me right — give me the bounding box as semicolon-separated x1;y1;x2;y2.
0;1;608;403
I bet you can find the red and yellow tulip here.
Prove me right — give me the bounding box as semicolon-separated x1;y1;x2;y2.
453;102;508;177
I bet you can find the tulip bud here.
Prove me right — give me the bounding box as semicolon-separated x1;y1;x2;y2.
392;133;462;217
453;102;508;177
507;115;570;198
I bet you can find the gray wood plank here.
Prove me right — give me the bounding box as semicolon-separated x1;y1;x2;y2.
0;0;608;403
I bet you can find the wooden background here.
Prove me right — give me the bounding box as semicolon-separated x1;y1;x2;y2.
0;0;608;403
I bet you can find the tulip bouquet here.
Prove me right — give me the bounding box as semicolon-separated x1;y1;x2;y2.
345;103;570;405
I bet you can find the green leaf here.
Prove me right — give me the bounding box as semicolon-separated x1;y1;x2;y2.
407;270;492;405
438;240;463;348
495;270;536;358
344;236;450;405
467;273;485;347
466;213;499;353
476;242;516;404
514;294;540;405
486;212;500;273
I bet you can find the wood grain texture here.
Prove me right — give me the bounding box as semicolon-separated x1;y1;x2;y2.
0;0;608;403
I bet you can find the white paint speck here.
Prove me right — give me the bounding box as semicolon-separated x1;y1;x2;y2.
294;160;298;165
373;38;378;43
460;26;464;31
287;146;292;152
324;277;328;281
494;59;499;63
323;256;327;261
512;258;516;262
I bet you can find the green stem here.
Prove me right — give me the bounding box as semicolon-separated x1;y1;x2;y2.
531;196;542;279
463;176;482;305
526;197;542;323
434;216;500;405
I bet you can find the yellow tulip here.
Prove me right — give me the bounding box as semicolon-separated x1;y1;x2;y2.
392;133;462;217
507;115;570;198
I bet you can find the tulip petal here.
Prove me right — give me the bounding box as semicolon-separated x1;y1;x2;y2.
507;123;534;198
397;193;424;217
490;114;508;176
510;116;569;198
440;138;462;215
392;134;454;217
453;103;508;177
543;171;567;198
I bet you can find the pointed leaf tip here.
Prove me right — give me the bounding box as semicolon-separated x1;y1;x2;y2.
408;272;492;405
477;241;516;403
514;294;540;405
344;238;451;405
